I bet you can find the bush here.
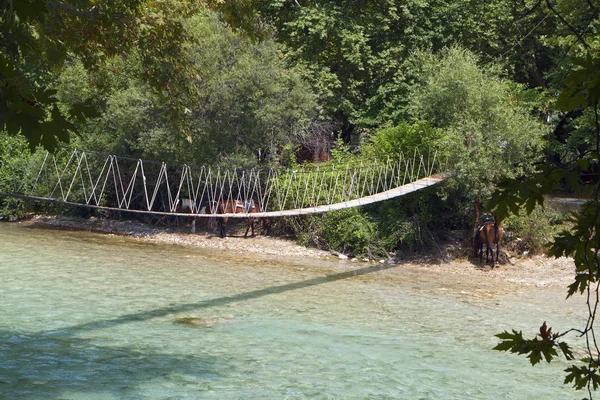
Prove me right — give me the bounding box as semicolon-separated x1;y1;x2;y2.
319;209;378;257
0;197;26;221
289;209;381;258
362;121;442;161
503;204;566;254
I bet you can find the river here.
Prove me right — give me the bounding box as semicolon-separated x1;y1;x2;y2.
0;222;586;399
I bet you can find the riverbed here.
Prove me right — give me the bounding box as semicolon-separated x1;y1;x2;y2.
0;221;586;399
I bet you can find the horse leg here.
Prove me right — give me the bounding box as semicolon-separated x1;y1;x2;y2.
474;236;481;257
479;229;487;263
479;242;484;263
244;219;251;237
219;217;227;238
244;218;255;238
490;245;496;269
496;243;500;262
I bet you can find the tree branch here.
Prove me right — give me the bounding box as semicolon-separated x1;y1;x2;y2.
545;0;589;48
46;0;97;18
585;0;597;12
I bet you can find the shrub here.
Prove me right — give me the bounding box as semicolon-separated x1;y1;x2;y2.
503;204;566;254
289;209;381;258
0;197;26;221
319;209;378;257
362;121;441;161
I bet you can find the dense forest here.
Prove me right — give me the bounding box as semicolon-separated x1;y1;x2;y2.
1;0;600;394
3;0;593;257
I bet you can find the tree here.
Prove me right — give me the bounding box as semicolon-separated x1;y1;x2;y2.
213;0;569;142
54;11;318;167
493;50;600;399
0;0;199;150
406;47;546;228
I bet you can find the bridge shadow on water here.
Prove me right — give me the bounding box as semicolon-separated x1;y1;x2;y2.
49;262;399;336
0;263;397;398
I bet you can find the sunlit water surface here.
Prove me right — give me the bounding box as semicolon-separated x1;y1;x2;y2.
0;222;586;399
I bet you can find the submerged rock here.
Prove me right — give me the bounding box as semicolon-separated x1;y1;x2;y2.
173;317;231;328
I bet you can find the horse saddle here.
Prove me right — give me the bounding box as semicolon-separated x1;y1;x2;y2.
479;218;495;230
234;200;255;213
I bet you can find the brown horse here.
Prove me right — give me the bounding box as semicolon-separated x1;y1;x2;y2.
179;198;198;233
475;220;503;268
217;199;266;238
199;201;219;232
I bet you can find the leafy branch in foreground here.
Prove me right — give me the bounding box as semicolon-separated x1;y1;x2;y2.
494;322;574;366
491;48;600;398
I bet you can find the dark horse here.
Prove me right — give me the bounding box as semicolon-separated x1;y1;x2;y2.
474;219;503;268
217;199;267;238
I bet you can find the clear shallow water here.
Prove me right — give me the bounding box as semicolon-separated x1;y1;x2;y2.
0;222;586;399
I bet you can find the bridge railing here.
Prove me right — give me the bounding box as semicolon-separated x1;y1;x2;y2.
0;136;446;216
264;151;441;212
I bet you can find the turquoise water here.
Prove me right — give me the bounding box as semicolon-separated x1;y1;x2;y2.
0;222;585;399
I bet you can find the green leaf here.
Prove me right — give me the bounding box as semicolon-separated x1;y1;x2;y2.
557;52;600;111
567;274;590;297
558;342;574;360
565;365;589;390
528;349;543;366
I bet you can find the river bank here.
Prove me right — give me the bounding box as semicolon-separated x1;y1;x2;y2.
16;215;576;290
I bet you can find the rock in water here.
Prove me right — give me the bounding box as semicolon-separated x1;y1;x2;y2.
174;317;230;328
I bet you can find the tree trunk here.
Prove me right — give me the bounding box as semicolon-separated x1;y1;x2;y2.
473;197;481;232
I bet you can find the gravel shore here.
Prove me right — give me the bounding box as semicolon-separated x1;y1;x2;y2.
23;215;576;289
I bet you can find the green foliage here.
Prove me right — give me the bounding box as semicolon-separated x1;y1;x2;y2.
410;47;547;200
215;0;548;139
362;121;442;161
184;13;317;165
0;134;28;191
548;200;600;298
0;135;33;220
282;166;448;258
52;11;318;168
565;361;600;391
557;54;600;111
0;196;26;221
1;0;202;150
503;204;567;254
490;47;600;397
292;210;383;259
318;208;378;257
494;323;600;393
375;190;447;255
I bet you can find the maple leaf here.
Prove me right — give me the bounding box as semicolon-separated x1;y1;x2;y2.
540;321;552;340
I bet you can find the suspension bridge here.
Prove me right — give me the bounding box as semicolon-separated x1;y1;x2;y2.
0;139;449;218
